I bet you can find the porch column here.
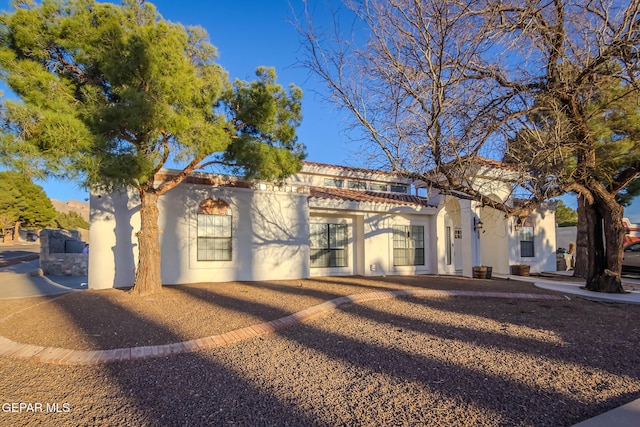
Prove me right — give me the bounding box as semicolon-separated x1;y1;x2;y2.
459;199;480;277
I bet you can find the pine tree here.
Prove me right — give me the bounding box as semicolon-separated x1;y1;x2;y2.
0;1;305;294
0;171;57;228
554;200;578;227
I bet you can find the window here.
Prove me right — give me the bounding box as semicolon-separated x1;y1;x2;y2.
369;183;387;192
348;180;367;190
390;184;408;193
445;226;452;265
324;178;344;188
197;198;232;261
519;219;534;258
197;214;232;261
393;225;425;266
454;228;462;239
310;223;348;267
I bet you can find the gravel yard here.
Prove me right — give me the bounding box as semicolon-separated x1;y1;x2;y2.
1;275;640;426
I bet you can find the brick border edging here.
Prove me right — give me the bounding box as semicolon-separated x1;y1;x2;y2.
0;289;563;365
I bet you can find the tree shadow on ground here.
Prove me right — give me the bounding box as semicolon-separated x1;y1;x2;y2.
308;274;549;294
173;281;640;379
170;285;640;426
403;295;640;374
41;292;320;426
6;279;640;425
339;296;640;379
276;317;640;426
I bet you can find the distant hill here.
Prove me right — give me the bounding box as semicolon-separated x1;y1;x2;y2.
51;199;89;222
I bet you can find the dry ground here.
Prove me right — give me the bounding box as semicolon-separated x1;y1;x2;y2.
1;275;640;426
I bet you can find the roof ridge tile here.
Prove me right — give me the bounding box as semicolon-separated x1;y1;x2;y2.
309;186;436;208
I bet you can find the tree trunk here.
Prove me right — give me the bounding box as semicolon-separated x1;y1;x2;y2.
585;195;625;293
573;195;589;279
583;203;604;287
131;189;163;295
12;221;20;242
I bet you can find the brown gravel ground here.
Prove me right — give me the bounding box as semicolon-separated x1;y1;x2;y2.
1;275;640;426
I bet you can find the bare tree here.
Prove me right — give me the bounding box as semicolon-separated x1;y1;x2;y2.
298;0;640;293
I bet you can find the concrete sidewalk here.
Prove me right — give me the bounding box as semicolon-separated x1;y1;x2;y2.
493;272;640;305
572;399;640;427
0;242;40;267
0;259;86;299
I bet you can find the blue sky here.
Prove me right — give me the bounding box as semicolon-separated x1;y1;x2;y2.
2;0;640;222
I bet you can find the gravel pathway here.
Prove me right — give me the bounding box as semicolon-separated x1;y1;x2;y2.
1;275;640;426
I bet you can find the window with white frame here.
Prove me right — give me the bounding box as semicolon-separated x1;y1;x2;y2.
390;183;408;193
393;225;425;266
369;182;387;192
324;178;344;188
197;214;232;261
519;218;535;258
348;180;367;190
196;198;232;262
310;223;348;267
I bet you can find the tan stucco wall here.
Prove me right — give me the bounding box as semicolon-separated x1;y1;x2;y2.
508;206;557;273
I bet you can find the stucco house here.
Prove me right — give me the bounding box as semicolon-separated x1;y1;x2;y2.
88;160;557;289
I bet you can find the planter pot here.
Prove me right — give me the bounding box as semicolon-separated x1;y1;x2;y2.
473;266;493;279
510;264;530;276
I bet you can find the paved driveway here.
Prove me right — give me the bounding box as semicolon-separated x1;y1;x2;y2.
0;242;39;267
0;243;86;298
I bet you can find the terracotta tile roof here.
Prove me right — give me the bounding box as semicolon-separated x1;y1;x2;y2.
310;186;437;208
463;156;520;172
428;156;520;175
302;161;400;176
185;175;251;188
155;171;252;188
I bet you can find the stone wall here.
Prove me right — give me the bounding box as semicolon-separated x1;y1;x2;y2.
39;229;88;276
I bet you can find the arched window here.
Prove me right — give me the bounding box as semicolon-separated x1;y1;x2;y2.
197;198;232;261
519;217;535;258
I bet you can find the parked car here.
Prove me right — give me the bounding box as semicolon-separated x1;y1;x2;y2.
623;242;640;271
